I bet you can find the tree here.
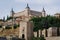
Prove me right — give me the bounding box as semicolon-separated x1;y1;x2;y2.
30;17;44;37
5;25;12;29
30;15;60;37
32;36;46;40
39;36;46;40
14;24;19;29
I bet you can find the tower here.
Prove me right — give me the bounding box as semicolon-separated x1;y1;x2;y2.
19;21;33;40
11;8;15;17
25;3;30;9
24;3;30;21
19;4;33;40
10;8;15;29
42;8;46;17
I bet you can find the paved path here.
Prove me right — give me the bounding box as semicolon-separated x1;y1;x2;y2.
45;37;60;40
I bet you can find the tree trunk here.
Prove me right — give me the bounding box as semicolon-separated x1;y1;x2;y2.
37;30;39;37
57;27;59;36
45;29;48;37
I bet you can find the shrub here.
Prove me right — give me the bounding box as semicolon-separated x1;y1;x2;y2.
0;25;2;28
5;25;12;29
32;36;46;40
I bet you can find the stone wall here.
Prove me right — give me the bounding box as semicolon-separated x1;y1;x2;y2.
0;27;19;37
48;27;57;37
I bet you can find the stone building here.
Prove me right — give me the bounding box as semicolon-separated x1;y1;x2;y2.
0;19;3;25
0;4;46;40
11;4;46;40
54;13;60;18
0;3;60;40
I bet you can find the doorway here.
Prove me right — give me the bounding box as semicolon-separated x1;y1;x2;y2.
22;34;25;39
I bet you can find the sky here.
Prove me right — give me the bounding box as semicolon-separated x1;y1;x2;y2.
0;0;60;19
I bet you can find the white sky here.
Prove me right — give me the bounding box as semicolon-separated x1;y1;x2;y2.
0;0;60;19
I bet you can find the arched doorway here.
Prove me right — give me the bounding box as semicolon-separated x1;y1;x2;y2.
22;34;25;39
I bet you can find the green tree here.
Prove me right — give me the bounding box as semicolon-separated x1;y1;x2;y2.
32;36;46;40
39;36;46;40
30;17;44;37
30;15;60;37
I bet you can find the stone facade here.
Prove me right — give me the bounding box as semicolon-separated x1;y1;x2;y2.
54;13;60;18
19;21;33;40
48;27;57;37
13;4;46;40
33;27;60;38
0;27;19;37
0;4;46;40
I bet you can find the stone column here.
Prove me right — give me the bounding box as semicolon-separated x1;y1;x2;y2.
42;29;46;37
48;27;57;37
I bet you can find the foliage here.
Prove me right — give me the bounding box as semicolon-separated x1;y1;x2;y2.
6;17;13;20
46;15;60;27
0;25;2;28
0;19;3;21
5;25;12;29
5;24;19;29
30;15;60;31
32;36;46;40
39;36;46;40
30;17;44;31
32;37;37;40
13;24;19;29
30;15;60;37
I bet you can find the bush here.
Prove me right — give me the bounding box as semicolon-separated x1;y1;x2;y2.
0;25;2;28
39;36;46;40
14;24;19;29
5;25;12;29
32;36;46;40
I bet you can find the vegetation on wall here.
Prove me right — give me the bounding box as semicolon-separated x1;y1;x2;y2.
32;36;46;40
13;24;19;29
5;25;12;29
5;24;19;29
30;15;60;37
6;17;13;20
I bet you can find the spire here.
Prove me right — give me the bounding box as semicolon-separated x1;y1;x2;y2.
26;3;30;9
3;16;5;22
11;8;14;14
42;7;46;17
42;7;45;12
11;8;15;17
